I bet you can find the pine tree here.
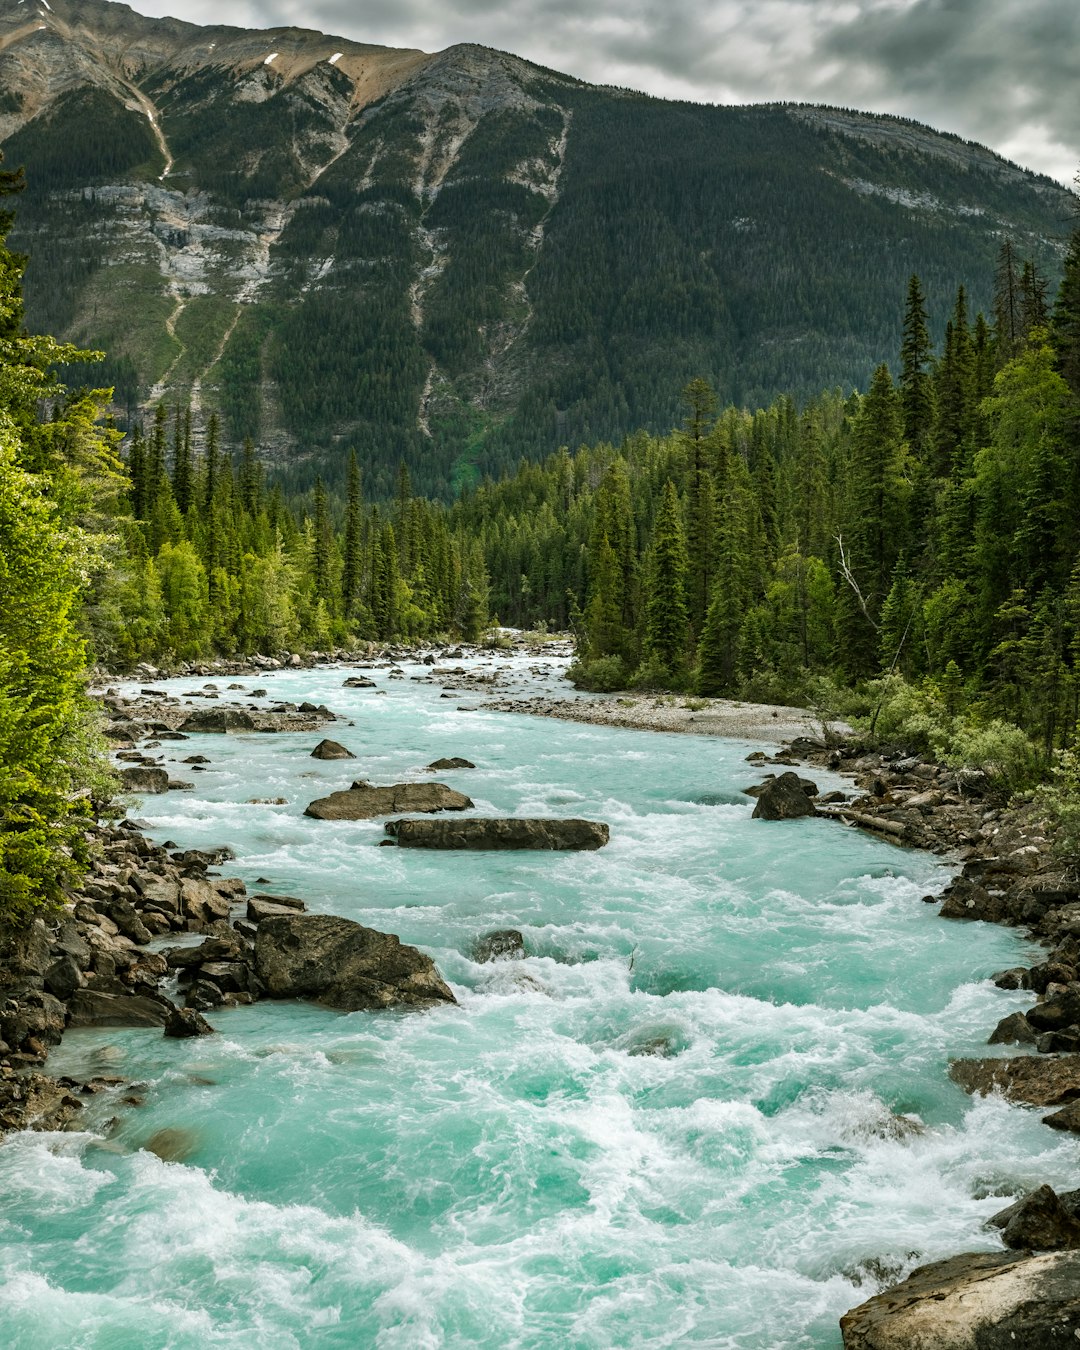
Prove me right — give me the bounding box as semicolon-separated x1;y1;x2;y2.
1051;223;1080;399
342;450;363;616
900;274;934;455
643;480;689;675
993;240;1023;367
311;476;332;609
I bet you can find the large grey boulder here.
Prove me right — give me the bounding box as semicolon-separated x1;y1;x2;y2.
304;781;473;820
750;772;816;820
254;914;456;1011
119;766;169;794
840;1249;1080;1348
386;817;609;850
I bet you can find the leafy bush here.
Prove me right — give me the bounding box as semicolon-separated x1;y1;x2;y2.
566;655;629;692
629;657;684;692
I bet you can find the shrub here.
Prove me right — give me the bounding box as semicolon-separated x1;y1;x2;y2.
566;655;629;692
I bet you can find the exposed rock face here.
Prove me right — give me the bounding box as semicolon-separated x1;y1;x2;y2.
750;772;817;820
310;739;355;760
254;914;456;1011
839;1249;1080;1348
304;781;473;820
949;1055;1080;1106
119;765;169;793
386;817;609;850
178;708;256;733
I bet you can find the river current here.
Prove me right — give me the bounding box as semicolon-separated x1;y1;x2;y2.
0;654;1073;1349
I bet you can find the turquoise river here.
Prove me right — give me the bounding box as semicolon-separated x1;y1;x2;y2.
0;654;1073;1349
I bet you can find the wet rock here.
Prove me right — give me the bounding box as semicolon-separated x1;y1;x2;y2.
164;1006;215;1038
840;1250;1080;1348
43;955;84;1002
66;990;171;1028
473;929;525;962
386;817;610;851
119;766;169;794
427;757;476;771
750;772;816;820
989;1185;1080;1251
992;966;1032;990
987;1011;1037;1045
247;897;307;923
938;878;1011;923
1043;1101;1080;1132
949;1054;1080;1106
310;739;356;760
143;1127;199;1162
304;782;473;821
178;708;256;733
184;979;225;1011
1026;986;1080;1032
342;676;377;688
254;913;456;1011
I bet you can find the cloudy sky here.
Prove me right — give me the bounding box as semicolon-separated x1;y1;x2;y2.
129;0;1079;186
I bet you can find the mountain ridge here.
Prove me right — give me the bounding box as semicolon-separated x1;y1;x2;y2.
0;0;1075;495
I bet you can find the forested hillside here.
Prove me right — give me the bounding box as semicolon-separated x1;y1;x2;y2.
0;0;1073;495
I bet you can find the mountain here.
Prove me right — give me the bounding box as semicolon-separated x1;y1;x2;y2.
0;0;1074;495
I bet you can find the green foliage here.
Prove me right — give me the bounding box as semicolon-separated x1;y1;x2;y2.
566;655;629;691
1034;749;1080;860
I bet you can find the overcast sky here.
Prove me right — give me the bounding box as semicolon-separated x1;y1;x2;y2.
129;0;1079;186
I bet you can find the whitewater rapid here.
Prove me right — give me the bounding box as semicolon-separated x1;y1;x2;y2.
0;655;1067;1349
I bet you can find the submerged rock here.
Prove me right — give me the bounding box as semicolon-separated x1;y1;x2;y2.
473;929;525;962
750;772;816;820
840;1250;1080;1348
304;782;473;820
254;914;456;1011
310;739;355;760
386;817;610;850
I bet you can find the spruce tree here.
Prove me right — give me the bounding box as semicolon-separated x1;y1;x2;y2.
342;450;363;615
644;480;689;676
900;274;934;456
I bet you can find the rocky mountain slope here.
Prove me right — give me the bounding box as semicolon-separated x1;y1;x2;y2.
0;0;1074;494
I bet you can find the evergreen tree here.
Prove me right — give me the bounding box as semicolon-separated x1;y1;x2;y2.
643;480;689;675
900;274;934;455
342;450;363;616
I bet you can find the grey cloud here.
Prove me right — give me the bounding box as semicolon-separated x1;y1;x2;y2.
132;0;1079;182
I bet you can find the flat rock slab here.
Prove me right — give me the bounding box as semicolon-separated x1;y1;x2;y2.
254;914;456;1011
67;990;171;1028
386;817;610;850
305;782;473;820
840;1249;1080;1348
949;1055;1080;1106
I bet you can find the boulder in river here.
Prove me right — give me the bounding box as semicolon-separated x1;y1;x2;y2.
840;1249;1080;1348
427;757;476;771
178;708;256;733
386;817;609;850
311;739;355;760
750;772;817;820
66;989;171;1028
473;929;526;962
342;676;377;688
164;1006;215;1038
988;1185;1080;1251
254;913;456;1011
304;781;473;821
119;766;169;794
